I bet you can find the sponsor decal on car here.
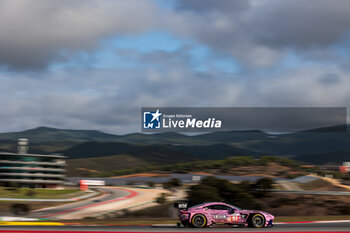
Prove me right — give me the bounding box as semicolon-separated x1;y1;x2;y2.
213;214;227;220
227;215;240;222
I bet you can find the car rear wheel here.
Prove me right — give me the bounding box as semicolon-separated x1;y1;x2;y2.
250;214;265;228
191;214;207;228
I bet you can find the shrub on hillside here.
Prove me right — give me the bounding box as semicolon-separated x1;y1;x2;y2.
250;178;274;197
163;178;182;189
332;205;350;215
156;193;167;204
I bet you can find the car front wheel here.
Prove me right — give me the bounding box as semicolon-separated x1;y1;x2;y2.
250;214;265;228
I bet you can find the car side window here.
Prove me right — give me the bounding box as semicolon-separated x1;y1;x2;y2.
205;205;215;210
218;205;232;210
206;205;231;210
206;205;217;210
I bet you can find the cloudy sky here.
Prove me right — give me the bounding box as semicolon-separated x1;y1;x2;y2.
0;0;349;133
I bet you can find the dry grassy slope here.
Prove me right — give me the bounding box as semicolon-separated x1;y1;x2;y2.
66;154;149;176
298;179;348;191
262;193;350;216
67;159;307;178
225;162;303;177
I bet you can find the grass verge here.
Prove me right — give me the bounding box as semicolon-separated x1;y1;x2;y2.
0;187;82;199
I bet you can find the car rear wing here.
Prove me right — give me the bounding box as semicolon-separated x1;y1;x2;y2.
174;200;189;210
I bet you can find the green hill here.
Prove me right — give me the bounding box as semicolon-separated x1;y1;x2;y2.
0;126;350;177
60;141;261;162
293;151;350;164
0;126;119;143
0;127;271;145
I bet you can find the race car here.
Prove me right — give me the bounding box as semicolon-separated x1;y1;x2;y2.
175;201;274;228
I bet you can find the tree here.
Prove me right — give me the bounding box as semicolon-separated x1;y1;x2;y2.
147;181;155;188
188;184;222;204
168;178;182;187
251;178;274;197
163;178;182;189
156;193;167;204
187;176;261;209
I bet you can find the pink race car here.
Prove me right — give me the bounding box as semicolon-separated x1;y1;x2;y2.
176;202;274;228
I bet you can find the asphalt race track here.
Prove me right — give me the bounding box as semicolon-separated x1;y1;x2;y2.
1;222;350;232
30;187;131;219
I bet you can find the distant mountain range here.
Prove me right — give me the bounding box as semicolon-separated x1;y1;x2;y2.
0;126;349;175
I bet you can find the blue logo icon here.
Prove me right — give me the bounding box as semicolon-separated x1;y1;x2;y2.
143;109;162;129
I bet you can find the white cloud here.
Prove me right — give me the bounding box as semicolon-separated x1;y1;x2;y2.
170;0;350;67
1;0;350;69
0;0;161;69
0;52;349;133
0;0;349;133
